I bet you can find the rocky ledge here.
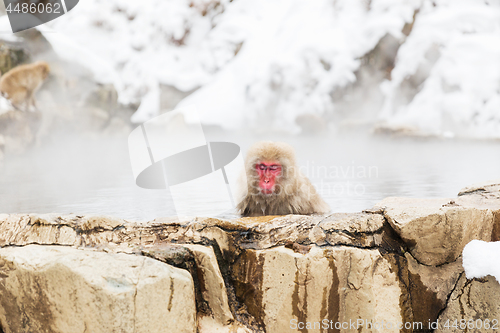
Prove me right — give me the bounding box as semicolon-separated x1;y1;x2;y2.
0;181;499;333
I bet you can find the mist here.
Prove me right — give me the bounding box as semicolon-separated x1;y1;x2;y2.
1;127;498;220
0;0;499;220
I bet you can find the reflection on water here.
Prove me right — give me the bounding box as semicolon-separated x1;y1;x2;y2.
0;130;499;221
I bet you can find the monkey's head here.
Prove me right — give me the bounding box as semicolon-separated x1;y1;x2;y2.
35;61;50;80
245;141;296;196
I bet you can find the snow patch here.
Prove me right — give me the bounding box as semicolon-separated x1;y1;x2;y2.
463;240;500;283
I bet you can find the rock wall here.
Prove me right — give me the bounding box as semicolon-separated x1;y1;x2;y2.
0;180;499;332
0;246;196;333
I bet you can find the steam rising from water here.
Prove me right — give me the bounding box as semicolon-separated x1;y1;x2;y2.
0;130;499;221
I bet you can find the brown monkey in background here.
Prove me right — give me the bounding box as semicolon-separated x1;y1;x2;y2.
237;141;330;217
0;61;50;112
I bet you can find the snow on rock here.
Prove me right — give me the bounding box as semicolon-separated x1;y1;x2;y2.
48;0;240;106
463;240;500;283
46;0;418;128
178;0;419;131
37;25;120;87
380;0;500;139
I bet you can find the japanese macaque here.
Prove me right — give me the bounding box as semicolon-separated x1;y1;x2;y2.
0;61;50;112
237;141;330;217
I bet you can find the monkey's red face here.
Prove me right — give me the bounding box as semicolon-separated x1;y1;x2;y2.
256;161;282;194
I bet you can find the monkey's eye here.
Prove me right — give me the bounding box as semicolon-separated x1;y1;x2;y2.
256;164;281;172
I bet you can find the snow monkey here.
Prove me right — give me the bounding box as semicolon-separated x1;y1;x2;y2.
237;141;330;217
0;61;50;112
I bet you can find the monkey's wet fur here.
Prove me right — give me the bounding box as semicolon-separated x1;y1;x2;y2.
237;141;330;217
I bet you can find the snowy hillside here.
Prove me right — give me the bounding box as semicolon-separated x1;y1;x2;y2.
44;0;500;138
380;0;500;139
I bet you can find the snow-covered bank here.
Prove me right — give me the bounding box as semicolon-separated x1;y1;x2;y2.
39;0;500;138
380;0;500;139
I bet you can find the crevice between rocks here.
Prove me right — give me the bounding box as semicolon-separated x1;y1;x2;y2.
433;271;465;332
141;245;212;317
230;248;266;332
377;209;463;269
132;257;146;333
